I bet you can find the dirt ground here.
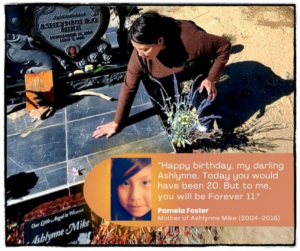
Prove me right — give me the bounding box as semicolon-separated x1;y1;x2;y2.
136;5;295;245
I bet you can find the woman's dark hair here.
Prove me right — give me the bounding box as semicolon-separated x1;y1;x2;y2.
111;158;152;221
128;11;181;45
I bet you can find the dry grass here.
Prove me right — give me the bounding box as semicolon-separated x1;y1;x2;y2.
222;33;237;44
156;226;220;244
91;219;157;244
217;227;294;244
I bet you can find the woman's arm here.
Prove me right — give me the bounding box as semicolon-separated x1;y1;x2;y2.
197;32;231;100
93;50;143;138
181;20;231;100
204;33;232;83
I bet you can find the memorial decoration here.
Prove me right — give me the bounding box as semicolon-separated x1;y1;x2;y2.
24;6;110;60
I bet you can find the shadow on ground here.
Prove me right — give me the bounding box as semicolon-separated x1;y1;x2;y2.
6;172;39;200
191;60;294;153
214;60;294;132
192;120;293;153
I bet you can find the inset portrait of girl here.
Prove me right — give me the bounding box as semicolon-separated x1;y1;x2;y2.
111;158;152;221
68;46;77;57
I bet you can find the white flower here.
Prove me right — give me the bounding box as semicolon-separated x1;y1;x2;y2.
196;124;208;133
98;43;108;53
77;232;92;244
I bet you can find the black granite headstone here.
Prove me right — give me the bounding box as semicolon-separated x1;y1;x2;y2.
25;6;110;59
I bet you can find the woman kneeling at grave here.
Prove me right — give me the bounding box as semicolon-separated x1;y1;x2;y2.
93;11;231;139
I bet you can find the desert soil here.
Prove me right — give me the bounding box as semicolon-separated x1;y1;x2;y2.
136;5;295;245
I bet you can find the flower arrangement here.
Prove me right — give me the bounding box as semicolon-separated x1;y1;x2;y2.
148;72;221;148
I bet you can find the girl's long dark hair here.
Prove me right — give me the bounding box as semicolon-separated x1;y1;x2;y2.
111;158;151;221
128;11;181;45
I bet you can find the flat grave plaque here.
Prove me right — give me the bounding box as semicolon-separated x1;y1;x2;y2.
24;204;93;245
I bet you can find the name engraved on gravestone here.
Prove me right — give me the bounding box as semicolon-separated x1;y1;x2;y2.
24;204;93;245
30;6;109;59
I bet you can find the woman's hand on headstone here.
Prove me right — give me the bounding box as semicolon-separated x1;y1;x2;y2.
93;121;119;139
